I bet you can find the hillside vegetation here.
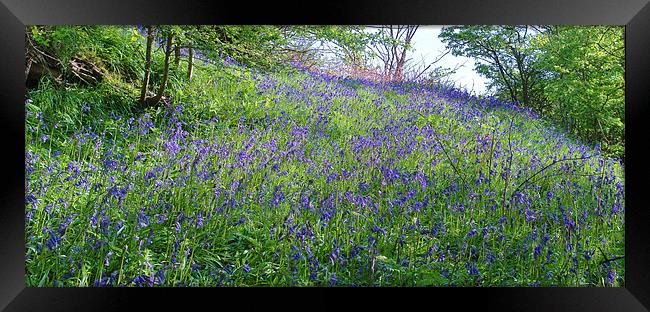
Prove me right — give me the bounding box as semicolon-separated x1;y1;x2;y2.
25;26;624;287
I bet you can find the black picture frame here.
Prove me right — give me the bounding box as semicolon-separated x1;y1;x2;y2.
1;0;648;311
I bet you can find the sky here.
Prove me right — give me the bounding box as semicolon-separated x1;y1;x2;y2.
410;25;488;95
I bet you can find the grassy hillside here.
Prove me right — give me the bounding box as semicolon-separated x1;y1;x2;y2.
25;49;624;286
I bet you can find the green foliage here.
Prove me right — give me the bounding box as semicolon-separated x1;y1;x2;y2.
287;25;393;67
197;25;288;68
27;78;135;139
31;25;145;81
440;26;543;108
440;25;624;159
532;26;624;158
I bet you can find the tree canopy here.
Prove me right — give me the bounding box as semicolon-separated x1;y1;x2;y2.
439;25;624;158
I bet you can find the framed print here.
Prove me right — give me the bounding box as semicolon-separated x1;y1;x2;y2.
1;0;649;310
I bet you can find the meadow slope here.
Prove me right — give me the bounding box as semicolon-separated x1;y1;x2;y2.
25;57;625;286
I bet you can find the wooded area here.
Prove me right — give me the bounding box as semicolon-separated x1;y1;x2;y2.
26;25;625;159
440;26;624;158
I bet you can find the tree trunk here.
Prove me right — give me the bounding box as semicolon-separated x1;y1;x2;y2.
146;32;174;107
521;77;529;108
174;43;181;69
496;63;517;104
512;48;531;108
139;26;154;105
187;47;194;82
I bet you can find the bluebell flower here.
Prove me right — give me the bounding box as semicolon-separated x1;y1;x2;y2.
45;230;61;251
133;274;154;287
525;209;536;222
604;269;616;285
195;213;204;227
329;273;338;286
467;262;480;276
104;251;113;267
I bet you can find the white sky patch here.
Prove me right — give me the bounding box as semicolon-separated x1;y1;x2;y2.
411;26;488;95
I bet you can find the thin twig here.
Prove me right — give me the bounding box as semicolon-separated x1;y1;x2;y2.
597;246;624;265
415;110;467;187
508;154;595;201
